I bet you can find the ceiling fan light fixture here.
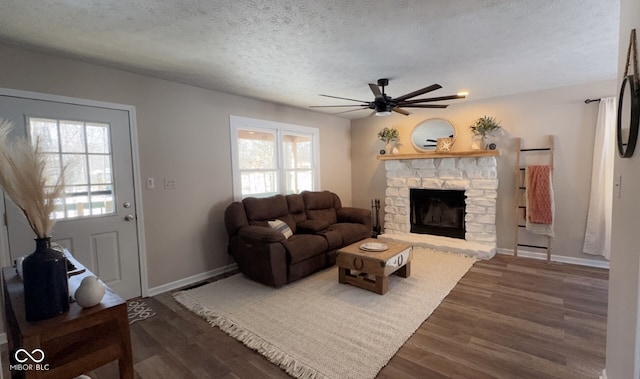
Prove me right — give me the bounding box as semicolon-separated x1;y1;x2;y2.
374;102;392;116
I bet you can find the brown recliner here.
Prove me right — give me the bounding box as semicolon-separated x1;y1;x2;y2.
224;191;372;287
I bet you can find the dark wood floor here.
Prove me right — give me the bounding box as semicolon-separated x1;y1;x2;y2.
3;254;608;379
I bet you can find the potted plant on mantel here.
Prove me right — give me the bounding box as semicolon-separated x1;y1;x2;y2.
377;127;400;154
469;116;502;150
0;119;70;322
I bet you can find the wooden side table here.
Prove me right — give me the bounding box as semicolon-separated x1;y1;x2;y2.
2;260;133;378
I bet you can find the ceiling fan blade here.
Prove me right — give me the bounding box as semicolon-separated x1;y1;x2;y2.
400;104;449;109
319;94;370;103
394;84;442;102
309;104;369;108
398;94;465;105
332;107;370;115
369;83;383;97
392;107;411;116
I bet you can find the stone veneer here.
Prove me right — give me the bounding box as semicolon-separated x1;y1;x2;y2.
379;156;498;259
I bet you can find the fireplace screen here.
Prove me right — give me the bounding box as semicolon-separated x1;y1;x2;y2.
410;189;466;239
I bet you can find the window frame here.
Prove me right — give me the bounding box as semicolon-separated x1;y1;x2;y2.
230;115;320;201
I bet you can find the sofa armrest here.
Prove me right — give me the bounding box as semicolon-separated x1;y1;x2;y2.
296;220;330;234
228;235;288;287
238;225;286;243
337;207;372;228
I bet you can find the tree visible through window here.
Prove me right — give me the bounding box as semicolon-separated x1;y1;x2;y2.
230;116;319;199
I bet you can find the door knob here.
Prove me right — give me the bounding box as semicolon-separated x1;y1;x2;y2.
125;214;135;221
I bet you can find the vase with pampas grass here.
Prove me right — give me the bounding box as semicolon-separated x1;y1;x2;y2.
0;119;69;321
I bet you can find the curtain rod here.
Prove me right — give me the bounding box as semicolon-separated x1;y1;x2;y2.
584;98;601;104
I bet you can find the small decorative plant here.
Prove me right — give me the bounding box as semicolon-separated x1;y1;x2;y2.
377;127;399;143
469;116;502;136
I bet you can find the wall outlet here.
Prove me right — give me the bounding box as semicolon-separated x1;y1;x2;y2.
146;177;155;189
164;178;176;189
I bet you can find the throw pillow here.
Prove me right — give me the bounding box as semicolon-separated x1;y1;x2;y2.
268;219;293;239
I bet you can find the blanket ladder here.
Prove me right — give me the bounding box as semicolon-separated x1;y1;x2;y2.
513;135;555;262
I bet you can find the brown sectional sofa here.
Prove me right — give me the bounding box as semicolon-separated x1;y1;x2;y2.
224;190;372;287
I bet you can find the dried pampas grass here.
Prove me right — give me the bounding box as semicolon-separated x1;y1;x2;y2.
0;119;65;238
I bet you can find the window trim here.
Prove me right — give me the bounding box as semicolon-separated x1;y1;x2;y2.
230;115;320;201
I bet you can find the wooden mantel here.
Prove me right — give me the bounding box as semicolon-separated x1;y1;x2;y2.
377;150;501;160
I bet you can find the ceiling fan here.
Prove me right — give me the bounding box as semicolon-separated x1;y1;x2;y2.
310;78;466;116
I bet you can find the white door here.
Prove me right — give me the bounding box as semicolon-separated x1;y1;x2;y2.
0;95;142;300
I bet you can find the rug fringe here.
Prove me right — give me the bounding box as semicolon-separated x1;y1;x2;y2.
173;291;325;379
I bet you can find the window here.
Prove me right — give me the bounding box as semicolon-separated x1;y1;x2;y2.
230;116;320;200
29;117;114;219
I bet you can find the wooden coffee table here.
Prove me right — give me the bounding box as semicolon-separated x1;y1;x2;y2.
336;238;412;295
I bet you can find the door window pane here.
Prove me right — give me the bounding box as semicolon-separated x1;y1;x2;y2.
62;154;88;185
29;118;59;152
60;121;85;153
65;185;91;218
87;124;110;154
89;185;114;215
42;153;63;186
88;155;112;184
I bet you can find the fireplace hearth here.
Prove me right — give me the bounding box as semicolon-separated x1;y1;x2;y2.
410;189;466;239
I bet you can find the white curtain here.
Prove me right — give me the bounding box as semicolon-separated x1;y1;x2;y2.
583;97;616;259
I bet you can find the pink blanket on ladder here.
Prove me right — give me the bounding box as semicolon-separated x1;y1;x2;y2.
527;165;553;224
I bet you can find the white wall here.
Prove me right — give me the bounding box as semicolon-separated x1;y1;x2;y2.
605;0;640;377
351;80;615;261
0;44;352;289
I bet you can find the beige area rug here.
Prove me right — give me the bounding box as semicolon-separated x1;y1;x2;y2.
173;247;476;379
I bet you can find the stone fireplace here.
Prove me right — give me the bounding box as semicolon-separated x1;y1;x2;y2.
379;154;498;259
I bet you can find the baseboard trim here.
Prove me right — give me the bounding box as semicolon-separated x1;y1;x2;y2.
147;263;238;297
497;248;609;269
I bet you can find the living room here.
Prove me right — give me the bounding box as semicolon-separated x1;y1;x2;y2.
0;0;638;378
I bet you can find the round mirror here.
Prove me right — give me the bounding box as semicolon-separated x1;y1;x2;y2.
617;75;640;158
410;118;456;152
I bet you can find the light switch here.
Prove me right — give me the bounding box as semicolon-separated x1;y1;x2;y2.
164;178;176;189
146;177;155;189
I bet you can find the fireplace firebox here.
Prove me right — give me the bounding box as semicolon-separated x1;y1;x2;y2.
410;189;466;239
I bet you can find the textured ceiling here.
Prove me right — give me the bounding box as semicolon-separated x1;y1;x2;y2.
0;0;620;119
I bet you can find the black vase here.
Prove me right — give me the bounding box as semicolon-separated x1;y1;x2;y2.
22;237;69;322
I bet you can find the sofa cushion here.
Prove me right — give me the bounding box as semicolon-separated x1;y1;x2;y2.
328;223;370;246
286;194;307;225
282;234;328;264
303;191;337;224
319;229;343;250
268;219;293;239
243;195;296;232
296;219;330;233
